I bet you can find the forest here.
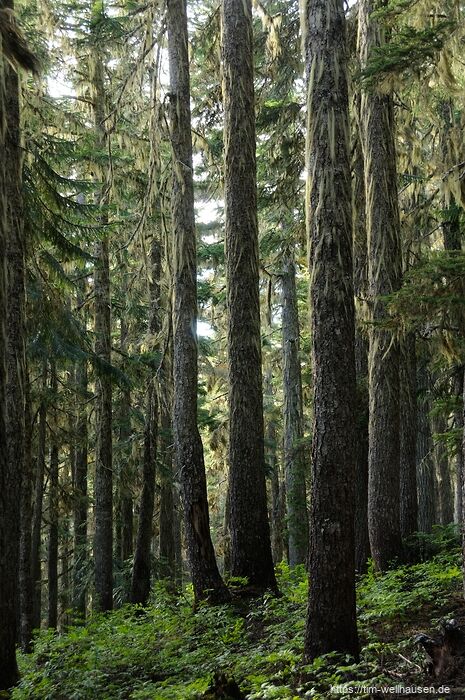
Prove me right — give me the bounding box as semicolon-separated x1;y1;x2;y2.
1;0;465;698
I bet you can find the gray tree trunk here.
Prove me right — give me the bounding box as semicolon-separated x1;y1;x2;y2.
20;371;34;651
303;0;359;660
358;0;403;571
417;361;436;533
433;413;454;525
73;283;88;618
1;7;27;682
281;250;308;566
400;334;418;538
92;1;113;612
47;369;59;630
352;93;370;574
167;0;229;604
454;369;463;523
222;0;276;591
118;314;133;567
130;234;162;604
31;364;48;630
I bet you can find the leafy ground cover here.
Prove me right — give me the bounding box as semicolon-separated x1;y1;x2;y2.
12;528;464;699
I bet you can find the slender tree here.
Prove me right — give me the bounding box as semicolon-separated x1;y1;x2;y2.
352;93;370;573
47;365;59;629
399;335;418;538
303;0;359;660
130;235;160;604
358;0;403;570
417;360;436;533
222;0;276;591
91;0;113;612
73;283;88;618
20;369;34;650
281;249;308;566
167;0;229;604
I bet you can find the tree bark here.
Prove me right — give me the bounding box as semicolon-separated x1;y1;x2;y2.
433;413;454;525
454;369;463;524
20;371;34;651
31;363;48;631
281;250;308;567
303;0;359;660
73;328;88;617
158;292;176;583
222;0;276;591
462;366;465;599
47;368;59;629
358;0;403;571
417;361;436;533
159;386;176;582
400;334;418;538
268;416;285;565
117;313;133;568
352;91;370;575
92;1;113;612
167;0;229;604
0;2;27;681
130;235;162;604
73;283;88;618
130;382;156;604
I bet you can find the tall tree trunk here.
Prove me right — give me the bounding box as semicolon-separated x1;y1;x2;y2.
73;286;88;618
440;131;463;522
159;391;176;582
167;0;229;604
358;0;402;571
454;369;463;523
118;314;133;566
417;361;436;533
433;414;454;525
31;364;48;631
400;334;418;538
303;0;359;660
268;416;284;565
130;382;156;604
20;371;34;651
264;368;284;565
462;366;465;599
352;91;370;575
130;235;161;604
1;2;27;682
47;377;59;629
222;0;276;591
281;250;308;566
92;1;113;612
158;297;176;583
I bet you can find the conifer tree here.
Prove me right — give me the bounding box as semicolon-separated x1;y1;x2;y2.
222;0;277;591
358;0;403;571
167;0;229;604
303;0;359;660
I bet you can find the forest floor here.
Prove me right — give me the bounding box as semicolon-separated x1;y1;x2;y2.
12;529;465;700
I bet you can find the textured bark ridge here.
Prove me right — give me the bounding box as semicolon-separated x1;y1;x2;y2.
358;0;403;571
167;0;229;605
222;0;276;591
303;0;359;661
